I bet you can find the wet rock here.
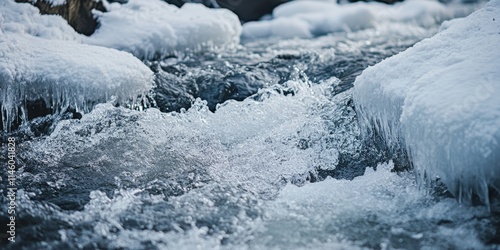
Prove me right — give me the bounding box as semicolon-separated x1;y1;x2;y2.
346;0;403;4
15;0;106;36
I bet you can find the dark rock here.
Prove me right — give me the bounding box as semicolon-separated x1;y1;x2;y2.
345;0;403;4
164;0;291;21
164;0;218;9
15;0;106;36
215;0;290;21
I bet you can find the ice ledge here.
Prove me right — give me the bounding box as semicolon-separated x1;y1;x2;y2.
0;34;154;132
353;0;500;208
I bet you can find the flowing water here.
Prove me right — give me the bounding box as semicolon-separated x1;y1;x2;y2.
1;21;499;249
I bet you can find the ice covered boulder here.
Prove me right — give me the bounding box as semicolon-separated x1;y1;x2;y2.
86;0;242;60
0;34;154;131
353;0;500;207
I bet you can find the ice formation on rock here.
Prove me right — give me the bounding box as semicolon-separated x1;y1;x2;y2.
353;0;500;207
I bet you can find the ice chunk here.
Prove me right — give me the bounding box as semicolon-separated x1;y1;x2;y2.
87;0;242;60
353;0;500;207
242;0;479;39
0;34;154;131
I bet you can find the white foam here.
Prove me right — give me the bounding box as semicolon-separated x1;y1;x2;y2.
353;0;500;207
31;80;346;194
249;162;489;249
20;79;493;249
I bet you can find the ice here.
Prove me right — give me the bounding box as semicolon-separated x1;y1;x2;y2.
242;0;480;40
87;0;242;60
353;0;500;207
0;33;154;131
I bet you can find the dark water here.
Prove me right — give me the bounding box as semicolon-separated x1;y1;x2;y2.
1;24;499;249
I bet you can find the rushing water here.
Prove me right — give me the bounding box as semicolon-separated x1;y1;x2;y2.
1;20;499;249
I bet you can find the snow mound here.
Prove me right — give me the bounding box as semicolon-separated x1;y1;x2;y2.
0;34;154;131
242;0;477;39
87;0;242;60
353;0;500;207
0;0;80;41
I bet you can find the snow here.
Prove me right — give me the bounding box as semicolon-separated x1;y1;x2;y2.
353;0;500;207
0;0;242;60
0;33;154;131
0;0;80;41
242;0;478;39
87;0;242;60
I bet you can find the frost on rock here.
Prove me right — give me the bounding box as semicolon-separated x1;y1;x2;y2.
0;34;154;132
353;0;500;208
242;0;479;39
87;0;242;60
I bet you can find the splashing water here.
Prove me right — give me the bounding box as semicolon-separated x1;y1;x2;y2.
1;2;499;249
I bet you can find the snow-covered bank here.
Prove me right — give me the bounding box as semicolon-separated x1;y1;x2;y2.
353;0;500;207
87;0;242;60
242;0;479;39
0;34;154;131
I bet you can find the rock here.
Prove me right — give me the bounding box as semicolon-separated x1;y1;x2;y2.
216;0;290;21
347;0;403;4
165;0;290;21
15;0;106;36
